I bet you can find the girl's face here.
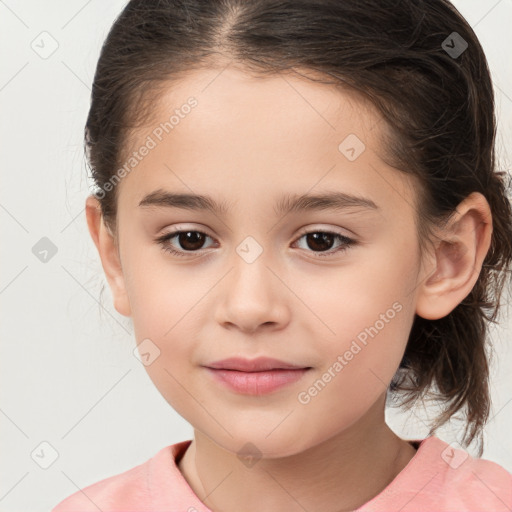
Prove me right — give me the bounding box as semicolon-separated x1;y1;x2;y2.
112;66;427;457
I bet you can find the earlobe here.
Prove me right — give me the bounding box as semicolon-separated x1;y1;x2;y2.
85;195;132;317
415;192;493;320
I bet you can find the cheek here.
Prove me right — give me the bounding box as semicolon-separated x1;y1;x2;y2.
293;242;417;405
123;248;207;388
122;244;204;337
295;304;413;437
293;238;417;336
318;303;411;392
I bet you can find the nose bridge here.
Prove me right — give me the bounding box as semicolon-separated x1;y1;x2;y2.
214;231;289;331
229;233;274;297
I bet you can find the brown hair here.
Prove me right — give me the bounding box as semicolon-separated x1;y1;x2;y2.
85;0;512;455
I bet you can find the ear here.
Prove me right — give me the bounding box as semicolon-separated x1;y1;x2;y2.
415;192;493;320
85;195;131;317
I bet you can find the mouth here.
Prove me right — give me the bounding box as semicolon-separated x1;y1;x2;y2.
204;356;310;372
202;357;312;395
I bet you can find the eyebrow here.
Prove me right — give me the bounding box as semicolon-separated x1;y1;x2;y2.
138;189;379;216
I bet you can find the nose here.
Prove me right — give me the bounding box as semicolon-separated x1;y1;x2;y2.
214;251;290;334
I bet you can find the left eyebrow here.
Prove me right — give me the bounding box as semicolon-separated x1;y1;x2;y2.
273;191;379;216
138;189;379;216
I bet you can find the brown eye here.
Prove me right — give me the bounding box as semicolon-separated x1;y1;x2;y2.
155;230;215;257
175;231;207;251
304;232;336;251
294;230;355;257
155;228;355;259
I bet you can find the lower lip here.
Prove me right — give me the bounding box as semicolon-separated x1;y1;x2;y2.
204;367;310;395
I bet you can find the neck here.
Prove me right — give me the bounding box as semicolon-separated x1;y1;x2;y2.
178;394;417;512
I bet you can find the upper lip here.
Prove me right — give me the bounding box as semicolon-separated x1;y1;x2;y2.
204;357;309;372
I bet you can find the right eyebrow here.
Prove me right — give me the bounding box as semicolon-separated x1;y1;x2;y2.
138;190;231;215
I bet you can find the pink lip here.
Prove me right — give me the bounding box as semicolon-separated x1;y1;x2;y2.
204;367;310;395
202;357;311;395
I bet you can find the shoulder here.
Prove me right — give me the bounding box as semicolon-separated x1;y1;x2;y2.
438;440;512;508
50;445;176;512
388;436;512;511
51;458;151;511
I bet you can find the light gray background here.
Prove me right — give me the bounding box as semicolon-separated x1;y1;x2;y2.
1;1;511;511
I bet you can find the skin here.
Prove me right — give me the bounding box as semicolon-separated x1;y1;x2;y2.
85;64;493;512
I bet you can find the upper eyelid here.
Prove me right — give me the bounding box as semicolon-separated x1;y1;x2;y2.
161;224;355;237
295;225;354;239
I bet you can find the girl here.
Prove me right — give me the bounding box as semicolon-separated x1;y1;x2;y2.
52;0;512;510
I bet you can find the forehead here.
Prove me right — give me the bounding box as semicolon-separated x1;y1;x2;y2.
122;64;384;159
117;65;415;219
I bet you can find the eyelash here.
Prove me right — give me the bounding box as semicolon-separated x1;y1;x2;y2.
154;228;356;259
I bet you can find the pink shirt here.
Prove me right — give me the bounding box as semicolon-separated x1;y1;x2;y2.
52;435;512;511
